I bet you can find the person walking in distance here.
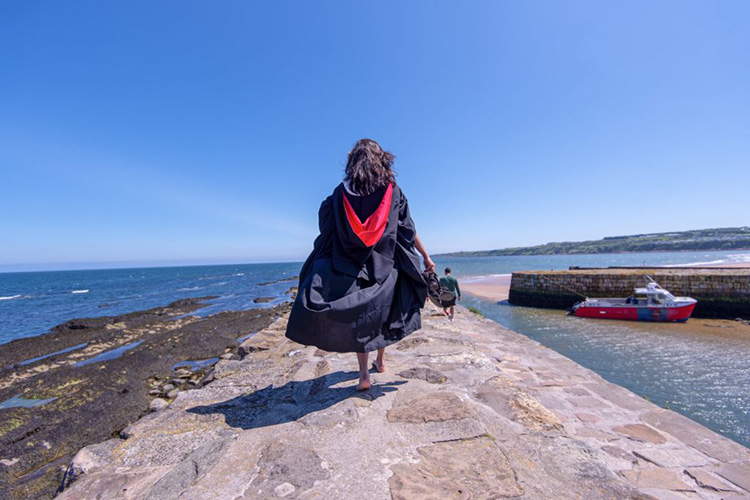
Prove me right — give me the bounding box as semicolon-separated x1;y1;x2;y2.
285;139;434;391
439;267;461;321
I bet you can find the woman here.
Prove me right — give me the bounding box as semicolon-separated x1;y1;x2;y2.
285;138;434;391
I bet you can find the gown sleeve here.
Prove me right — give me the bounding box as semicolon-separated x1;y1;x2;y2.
299;195;334;279
396;187;418;249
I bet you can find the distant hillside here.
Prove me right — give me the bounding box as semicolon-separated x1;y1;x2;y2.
437;227;750;257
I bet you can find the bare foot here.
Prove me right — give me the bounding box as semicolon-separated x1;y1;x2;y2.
357;378;371;391
372;360;386;373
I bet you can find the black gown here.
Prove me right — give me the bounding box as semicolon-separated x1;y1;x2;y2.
285;182;428;353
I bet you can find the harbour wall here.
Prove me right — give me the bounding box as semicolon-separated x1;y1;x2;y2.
508;267;750;318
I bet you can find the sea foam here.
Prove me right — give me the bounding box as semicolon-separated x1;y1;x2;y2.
71;290;89;294
0;294;21;301
679;252;750;267
727;253;750;263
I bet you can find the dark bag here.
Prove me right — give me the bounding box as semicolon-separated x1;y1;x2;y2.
439;289;457;307
423;270;454;308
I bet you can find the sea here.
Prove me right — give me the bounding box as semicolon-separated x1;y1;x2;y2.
0;262;301;345
2;249;749;447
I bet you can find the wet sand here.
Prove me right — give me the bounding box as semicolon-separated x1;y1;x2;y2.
461;273;750;338
668;317;750;339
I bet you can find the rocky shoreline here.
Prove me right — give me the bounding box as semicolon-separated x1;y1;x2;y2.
0;297;291;500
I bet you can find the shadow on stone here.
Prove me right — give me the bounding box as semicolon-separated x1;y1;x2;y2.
187;370;406;430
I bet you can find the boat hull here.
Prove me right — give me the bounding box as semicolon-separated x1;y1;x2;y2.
573;302;696;322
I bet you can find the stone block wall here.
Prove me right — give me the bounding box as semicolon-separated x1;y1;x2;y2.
508;268;750;318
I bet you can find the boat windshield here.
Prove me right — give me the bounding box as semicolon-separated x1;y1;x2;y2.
635;282;676;303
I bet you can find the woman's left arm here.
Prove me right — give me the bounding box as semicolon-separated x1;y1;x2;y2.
415;233;435;272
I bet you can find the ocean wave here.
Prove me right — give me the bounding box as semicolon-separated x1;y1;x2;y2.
689;261;724;266
200;272;246;280
678;253;750;267
71;290;89;294
727;253;750;263
669;260;725;267
177;286;202;291
0;294;21;301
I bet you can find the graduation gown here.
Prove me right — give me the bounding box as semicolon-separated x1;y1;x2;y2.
285;182;428;353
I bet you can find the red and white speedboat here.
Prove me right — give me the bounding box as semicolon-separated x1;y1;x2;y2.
569;280;697;322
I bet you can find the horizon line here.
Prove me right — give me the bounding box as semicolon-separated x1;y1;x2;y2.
0;259;307;275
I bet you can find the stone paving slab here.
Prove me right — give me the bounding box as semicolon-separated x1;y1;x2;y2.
57;304;750;499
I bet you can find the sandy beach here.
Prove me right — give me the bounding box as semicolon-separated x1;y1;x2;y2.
460;274;511;302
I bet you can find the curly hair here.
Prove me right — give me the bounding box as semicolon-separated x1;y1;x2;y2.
344;138;396;195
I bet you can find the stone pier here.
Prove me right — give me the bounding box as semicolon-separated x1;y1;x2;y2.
58;304;750;499
509;268;750;318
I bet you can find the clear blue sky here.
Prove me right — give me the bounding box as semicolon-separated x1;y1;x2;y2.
1;1;748;271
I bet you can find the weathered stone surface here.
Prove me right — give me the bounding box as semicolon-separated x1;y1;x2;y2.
63;439;123;487
613;424;667;444
684;468;739;492
238;329;281;354
633;448;709;468
642;410;750;462
475;376;562;431
149;398;169;412
396;366;447;384
60;467;170;499
388;437;523;499
145;438;232;499
535;437;628;491
57;306;750;500
387;391;474;423
715;462;750;492
568;396;609;409
394;336;429;350
508;394;563;431
620;468;694;491
576;412;601;423
299;400;358;428
248;442;329;498
584;382;655;412
601;445;637;463
574;428;618;441
638;487;697;500
564;387;591;396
